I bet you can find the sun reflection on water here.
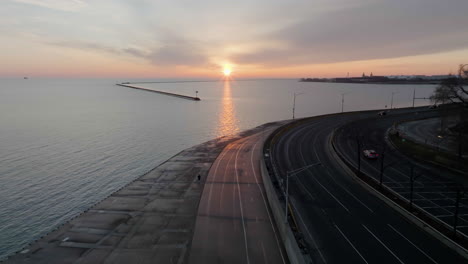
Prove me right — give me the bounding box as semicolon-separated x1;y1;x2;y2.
216;79;239;137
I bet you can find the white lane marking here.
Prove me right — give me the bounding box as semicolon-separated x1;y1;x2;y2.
387;224;439;264
293;127;350;212
235;141;251;264
433;214;454;218
308;176;350;212
334;225;369;264
324;169;374;213
362;224;405;264
249;140;286;264
421;206;457;209
399;191;456;194
290;202;328;264
300;125;374;213
294;176;316;200
261;242;268;264
206;142;236;212
221;144;239;214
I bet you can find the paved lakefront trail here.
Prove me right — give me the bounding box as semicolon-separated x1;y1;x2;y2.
189;126;289;264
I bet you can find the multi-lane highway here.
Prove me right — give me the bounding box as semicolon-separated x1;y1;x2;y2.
270;109;467;263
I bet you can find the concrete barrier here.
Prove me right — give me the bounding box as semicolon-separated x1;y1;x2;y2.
260;157;307;264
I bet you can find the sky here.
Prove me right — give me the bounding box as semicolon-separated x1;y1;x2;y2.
1;0;467;78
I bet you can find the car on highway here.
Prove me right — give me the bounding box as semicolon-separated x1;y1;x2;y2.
363;149;379;159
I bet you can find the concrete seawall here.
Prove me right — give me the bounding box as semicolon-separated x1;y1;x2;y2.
4;123;280;264
117;83;200;101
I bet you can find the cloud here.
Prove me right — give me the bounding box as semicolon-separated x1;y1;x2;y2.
48;40;210;67
147;43;208;66
230;0;468;66
12;0;87;12
122;48;146;58
48;41;122;55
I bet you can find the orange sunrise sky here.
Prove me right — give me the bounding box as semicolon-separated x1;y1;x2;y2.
1;0;467;78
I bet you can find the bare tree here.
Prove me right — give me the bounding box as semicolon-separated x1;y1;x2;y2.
430;64;468;106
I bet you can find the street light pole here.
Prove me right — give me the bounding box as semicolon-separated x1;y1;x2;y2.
293;93;296;119
292;92;304;120
356;137;361;176
285;172;289;223
378;147;399;188
380;159;398;188
284;162;321;224
379;146;386;186
341;93;345;113
390;92;398;109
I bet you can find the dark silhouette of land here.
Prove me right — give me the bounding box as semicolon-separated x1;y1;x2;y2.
300;75;458;85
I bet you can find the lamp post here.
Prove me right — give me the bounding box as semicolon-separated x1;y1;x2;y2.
390;91;399;109
379;159;398;188
292;92;304;119
355;136;362;176
378;144;399;187
284;162;321;224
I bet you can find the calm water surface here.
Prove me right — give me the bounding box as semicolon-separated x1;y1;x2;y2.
0;78;435;259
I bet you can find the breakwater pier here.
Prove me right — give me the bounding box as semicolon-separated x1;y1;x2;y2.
117;83;200;101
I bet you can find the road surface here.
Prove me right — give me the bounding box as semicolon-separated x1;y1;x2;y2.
271;109;466;264
334;110;468;239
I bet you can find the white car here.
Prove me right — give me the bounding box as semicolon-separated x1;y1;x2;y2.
363;149;379;159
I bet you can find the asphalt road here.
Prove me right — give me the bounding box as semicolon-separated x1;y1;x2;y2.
334;110;468;239
398;117;460;154
270;109;466;264
189;129;288;264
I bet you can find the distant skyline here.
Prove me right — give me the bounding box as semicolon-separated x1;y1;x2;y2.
1;0;467;78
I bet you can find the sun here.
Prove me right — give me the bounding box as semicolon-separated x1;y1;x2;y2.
223;67;231;77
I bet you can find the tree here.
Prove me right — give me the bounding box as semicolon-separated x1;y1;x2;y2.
430;64;468;106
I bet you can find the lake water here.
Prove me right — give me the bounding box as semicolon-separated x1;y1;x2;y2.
0;78;436;259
